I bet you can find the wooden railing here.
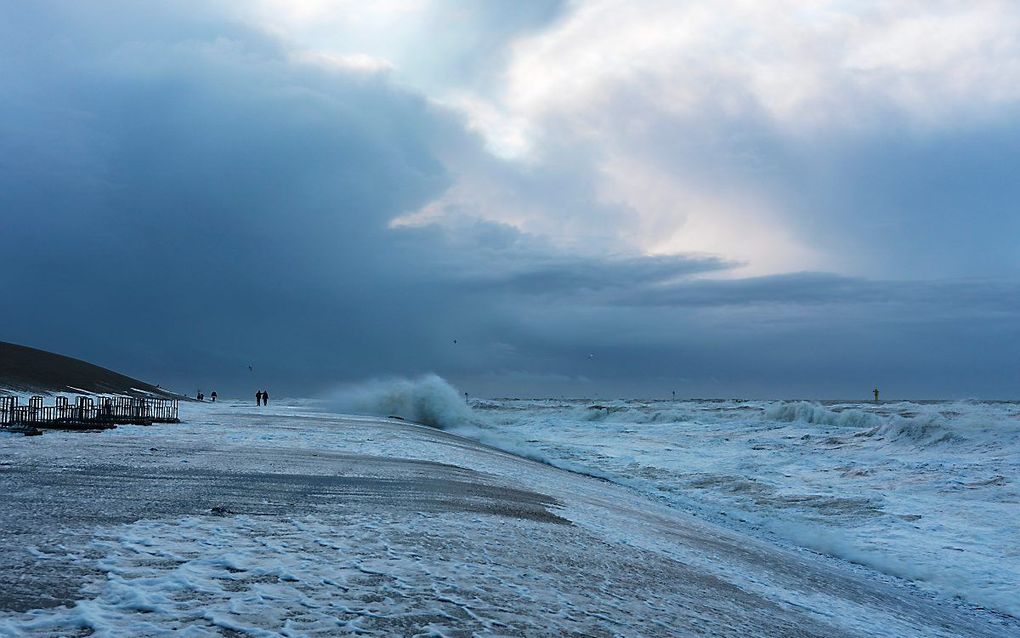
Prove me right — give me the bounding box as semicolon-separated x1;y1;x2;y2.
0;395;179;429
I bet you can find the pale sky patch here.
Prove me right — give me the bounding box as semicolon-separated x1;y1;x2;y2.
596;156;822;277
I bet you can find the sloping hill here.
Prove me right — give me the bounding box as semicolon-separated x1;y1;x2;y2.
0;341;180;397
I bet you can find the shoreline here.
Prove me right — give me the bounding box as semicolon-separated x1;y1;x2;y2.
1;402;1016;636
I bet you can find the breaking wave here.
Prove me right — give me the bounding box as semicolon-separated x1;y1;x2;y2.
763;400;1020;449
764;401;880;429
866;416;965;446
322;387;1020;617
573;405;699;424
326;375;634;484
327;374;480;430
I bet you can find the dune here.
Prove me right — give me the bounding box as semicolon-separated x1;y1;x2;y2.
0;341;179;398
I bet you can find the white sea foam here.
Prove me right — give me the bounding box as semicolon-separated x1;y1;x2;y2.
327;374;479;430
325;376;629;483
3;394;1016;636
4;509;808;636
765;401;881;428
332;378;1020;619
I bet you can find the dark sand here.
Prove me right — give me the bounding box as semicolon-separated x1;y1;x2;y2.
1;406;1016;637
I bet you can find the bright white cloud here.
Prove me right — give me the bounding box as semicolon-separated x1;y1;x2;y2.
496;0;1020;134
439;0;1020;275
246;0;426;36
5;0;1020;395
596;155;821;275
228;0;423;79
289;50;394;74
236;0;1020;276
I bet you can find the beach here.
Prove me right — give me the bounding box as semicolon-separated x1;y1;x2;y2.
1;400;1015;637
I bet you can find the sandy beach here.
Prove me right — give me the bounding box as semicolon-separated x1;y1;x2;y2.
1;400;1015;637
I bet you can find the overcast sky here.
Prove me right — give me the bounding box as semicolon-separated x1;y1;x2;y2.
2;1;1019;399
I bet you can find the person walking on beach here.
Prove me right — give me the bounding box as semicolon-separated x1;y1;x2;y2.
262;390;269;406
256;390;263;406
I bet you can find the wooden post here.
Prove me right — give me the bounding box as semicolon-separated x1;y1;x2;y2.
55;396;69;420
0;396;13;425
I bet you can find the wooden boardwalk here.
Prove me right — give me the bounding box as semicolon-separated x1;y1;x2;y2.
0;395;179;433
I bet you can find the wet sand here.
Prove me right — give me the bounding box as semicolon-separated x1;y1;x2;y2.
1;403;1016;637
0;457;563;613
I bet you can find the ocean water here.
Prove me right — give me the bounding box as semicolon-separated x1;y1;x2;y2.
3;383;1017;635
331;377;1020;619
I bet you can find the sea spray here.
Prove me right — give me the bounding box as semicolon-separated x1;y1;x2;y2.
326;375;632;483
327;374;479;430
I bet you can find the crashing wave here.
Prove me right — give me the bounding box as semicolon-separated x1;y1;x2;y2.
327;374;479;430
764;402;881;429
575;404;696;425
867;415;966;446
764;401;980;447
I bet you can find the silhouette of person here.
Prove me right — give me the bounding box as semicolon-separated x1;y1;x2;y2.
256;390;263;406
873;387;880;402
262;390;269;405
210;392;217;402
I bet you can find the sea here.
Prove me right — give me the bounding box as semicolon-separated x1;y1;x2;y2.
331;375;1020;620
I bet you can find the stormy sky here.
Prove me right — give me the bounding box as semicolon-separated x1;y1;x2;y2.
2;1;1019;399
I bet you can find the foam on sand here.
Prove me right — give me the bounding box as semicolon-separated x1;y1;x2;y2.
437;393;1020;620
1;397;1016;636
325;378;1020;620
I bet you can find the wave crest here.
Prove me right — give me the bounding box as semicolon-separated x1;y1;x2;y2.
764;402;880;429
764;402;987;447
867;416;965;446
327;374;478;430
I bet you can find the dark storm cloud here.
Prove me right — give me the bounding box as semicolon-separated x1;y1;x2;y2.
632;118;1020;279
413;220;733;295
2;2;1019;399
474;254;727;295
0;2;718;396
778;127;1020;279
1;3;452;389
458;276;1020;400
536;81;1020;279
614;273;1020;314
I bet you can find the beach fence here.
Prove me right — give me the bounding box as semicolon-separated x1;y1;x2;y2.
0;395;179;431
